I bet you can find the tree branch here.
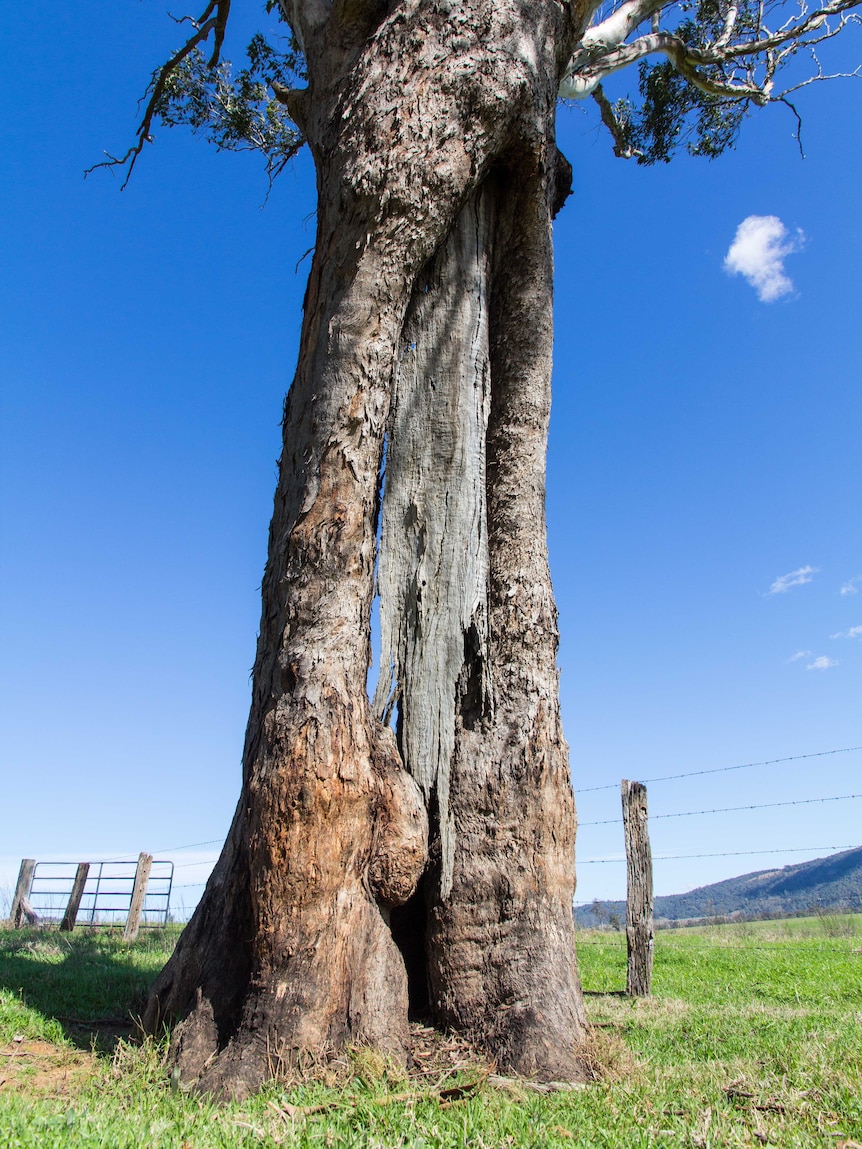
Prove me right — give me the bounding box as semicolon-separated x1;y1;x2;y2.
573;31;768;101
210;0;232;67
562;0;862;109
85;1;231;188
781;63;862;92
715;5;739;50
704;0;861;61
775;94;806;155
584;0;667;51
592;83;643;156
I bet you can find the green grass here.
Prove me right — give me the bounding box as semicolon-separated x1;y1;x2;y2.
0;927;178;1037
1;921;860;1147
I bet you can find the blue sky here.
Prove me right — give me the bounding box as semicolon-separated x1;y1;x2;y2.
1;3;860;914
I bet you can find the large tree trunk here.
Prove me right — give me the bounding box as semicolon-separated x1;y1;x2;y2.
144;0;588;1100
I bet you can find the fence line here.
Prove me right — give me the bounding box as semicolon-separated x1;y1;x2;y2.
9;856;172;934
95;797;862;867
580;792;862;827
97;838;224;863
579;844;858;864
50;744;859;920
577;744;862;793
85;744;862;864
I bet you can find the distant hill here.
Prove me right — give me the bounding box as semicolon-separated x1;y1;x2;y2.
575;846;862;928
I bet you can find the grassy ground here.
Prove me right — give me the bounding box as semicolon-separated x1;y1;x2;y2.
0;918;859;1147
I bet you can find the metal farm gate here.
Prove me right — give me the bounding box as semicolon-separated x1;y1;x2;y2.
9;855;173;939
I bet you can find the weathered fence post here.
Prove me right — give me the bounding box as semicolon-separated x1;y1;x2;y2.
60;863;91;932
622;780;654;996
10;859;38;927
123;853;153;942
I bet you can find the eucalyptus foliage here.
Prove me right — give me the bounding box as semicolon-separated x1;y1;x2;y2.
98;0;860;183
152;30;305;182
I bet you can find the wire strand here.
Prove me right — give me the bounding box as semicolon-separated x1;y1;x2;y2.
578;844;858;863
96;838;224;863
580;792;862;826
577;744;862;794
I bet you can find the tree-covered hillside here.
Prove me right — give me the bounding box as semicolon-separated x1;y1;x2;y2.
576;846;862;927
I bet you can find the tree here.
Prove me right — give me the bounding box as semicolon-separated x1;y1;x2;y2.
105;0;860;1100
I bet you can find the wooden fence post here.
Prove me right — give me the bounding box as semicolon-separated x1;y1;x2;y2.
10;859;37;927
123;853;153;942
622;780;654;996
60;863;91;932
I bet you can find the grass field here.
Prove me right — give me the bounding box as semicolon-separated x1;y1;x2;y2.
0;918;859;1147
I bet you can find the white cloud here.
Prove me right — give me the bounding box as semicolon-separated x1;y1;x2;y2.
725;215;803;302
830;625;862;640
767;565;818;595
788;649;812;662
840;577;860;596
807;656;838;670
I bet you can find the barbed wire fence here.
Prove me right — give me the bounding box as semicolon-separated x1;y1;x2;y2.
63;744;862;922
574;744;862;947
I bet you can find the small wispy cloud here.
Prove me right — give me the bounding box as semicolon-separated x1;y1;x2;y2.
724;215;803;302
788;649;812;662
840;577;860;596
807;656;838;671
830;625;862;640
768;566;818;595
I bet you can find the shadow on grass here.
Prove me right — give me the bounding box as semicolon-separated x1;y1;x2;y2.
0;926;178;1053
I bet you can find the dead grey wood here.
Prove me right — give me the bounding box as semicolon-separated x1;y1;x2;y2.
123;853;153;942
622;780;654;996
10;859;35;928
60;863;90;933
18;898;40;926
143;0;589;1099
373;189;492;899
